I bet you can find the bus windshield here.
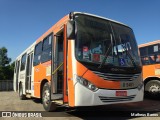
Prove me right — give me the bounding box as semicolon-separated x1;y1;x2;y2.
75;14;141;69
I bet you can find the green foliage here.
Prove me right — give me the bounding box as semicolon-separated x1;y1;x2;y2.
0;47;14;80
0;47;11;67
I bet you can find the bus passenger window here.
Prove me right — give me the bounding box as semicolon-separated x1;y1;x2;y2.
153;54;160;63
20;53;27;71
33;42;42;66
148;56;155;64
41;35;52;63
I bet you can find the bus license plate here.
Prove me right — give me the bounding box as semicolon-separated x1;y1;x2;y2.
116;91;127;96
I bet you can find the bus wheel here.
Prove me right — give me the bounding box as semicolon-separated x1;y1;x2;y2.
19;83;26;100
145;80;160;98
42;82;57;111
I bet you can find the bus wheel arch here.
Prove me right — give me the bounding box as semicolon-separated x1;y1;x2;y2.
19;82;26;100
144;77;160;98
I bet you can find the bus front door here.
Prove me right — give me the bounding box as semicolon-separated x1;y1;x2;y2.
51;26;68;103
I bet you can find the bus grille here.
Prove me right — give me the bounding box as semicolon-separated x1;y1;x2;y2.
92;70;140;81
99;95;136;102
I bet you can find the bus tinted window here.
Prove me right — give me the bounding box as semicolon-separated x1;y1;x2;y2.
35;42;42;55
140;44;160;65
33;42;42;66
43;35;52;50
20;53;26;71
139;47;147;56
148;44;159;55
41;35;52;63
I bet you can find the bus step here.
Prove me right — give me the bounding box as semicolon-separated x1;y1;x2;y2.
54;100;63;105
26;93;31;98
54;100;68;106
52;94;63;100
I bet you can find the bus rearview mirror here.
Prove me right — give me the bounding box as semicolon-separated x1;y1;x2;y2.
67;20;75;39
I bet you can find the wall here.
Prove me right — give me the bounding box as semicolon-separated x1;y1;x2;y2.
0;80;13;91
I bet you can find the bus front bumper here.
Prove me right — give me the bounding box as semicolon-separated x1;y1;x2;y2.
74;82;144;106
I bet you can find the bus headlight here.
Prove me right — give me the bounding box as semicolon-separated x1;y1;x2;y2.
75;75;98;92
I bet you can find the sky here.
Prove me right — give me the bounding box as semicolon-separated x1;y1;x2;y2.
0;0;160;62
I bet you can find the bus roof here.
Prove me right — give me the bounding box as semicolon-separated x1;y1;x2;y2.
138;40;160;48
35;12;131;43
74;12;130;28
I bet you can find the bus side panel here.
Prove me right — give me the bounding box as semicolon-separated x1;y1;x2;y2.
76;62;88;76
67;40;75;107
143;65;157;79
34;64;43;98
34;61;51;98
34;82;41;98
13;65;17;92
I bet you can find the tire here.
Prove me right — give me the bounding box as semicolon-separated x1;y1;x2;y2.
145;80;160;98
42;82;57;112
19;83;26;100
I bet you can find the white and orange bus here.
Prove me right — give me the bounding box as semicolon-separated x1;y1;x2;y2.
139;40;160;98
14;12;143;111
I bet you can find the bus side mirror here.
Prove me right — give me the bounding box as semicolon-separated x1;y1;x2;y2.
67;20;75;39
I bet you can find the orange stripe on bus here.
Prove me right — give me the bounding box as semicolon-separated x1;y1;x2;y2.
67;40;75;106
84;70;120;89
77;61;120;89
63;24;68;103
76;61;88;76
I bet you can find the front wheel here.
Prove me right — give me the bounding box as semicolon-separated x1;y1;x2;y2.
42;82;57;111
145;80;160;98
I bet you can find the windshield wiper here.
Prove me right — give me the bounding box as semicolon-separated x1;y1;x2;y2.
98;34;113;69
119;36;137;69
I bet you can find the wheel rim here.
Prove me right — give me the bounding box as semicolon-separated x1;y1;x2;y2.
43;89;50;106
149;84;160;94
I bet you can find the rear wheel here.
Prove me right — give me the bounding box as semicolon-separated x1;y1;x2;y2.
145;80;160;98
42;82;57;111
19;83;26;100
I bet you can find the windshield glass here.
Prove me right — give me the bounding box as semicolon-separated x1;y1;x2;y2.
75;14;141;68
110;23;140;67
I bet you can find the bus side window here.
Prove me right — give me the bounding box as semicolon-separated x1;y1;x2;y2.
148;56;155;64
41;34;52;63
153;54;160;63
33;42;42;66
141;56;150;65
141;57;145;65
20;53;27;71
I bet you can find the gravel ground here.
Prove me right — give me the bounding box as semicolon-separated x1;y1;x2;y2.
0;91;160;120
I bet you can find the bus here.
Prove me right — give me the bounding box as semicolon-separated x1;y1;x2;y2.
139;40;160;98
14;12;143;111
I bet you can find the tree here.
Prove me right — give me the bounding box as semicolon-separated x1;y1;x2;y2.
0;47;11;67
0;47;14;80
